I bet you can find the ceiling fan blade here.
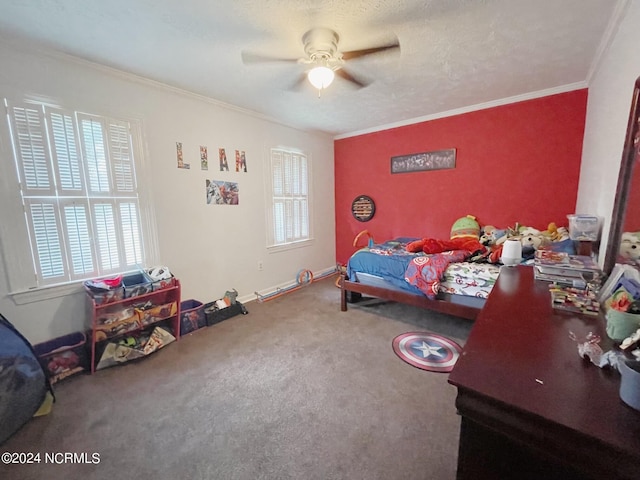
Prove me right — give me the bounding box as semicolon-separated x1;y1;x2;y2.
341;41;400;61
336;68;370;88
241;51;299;65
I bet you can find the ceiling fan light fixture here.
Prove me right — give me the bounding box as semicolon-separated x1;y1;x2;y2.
307;66;335;90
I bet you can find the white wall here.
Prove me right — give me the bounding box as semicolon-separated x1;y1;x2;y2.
0;39;336;344
577;0;640;258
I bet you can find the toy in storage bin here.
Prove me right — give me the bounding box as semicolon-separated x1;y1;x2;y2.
122;272;153;298
180;299;206;335
145;265;175;291
151;276;175;291
204;301;247;326
84;275;124;305
567;214;602;241
34;331;89;384
87;287;124;305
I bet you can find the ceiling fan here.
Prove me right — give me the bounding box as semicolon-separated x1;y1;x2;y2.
241;27;400;94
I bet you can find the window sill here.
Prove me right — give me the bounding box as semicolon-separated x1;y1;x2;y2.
267;238;315;253
10;282;85;305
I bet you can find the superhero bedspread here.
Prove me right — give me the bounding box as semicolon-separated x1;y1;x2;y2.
346;238;500;300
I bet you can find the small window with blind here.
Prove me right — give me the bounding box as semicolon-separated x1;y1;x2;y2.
267;147;312;249
5;100;147;287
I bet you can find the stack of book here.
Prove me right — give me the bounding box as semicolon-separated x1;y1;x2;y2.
534;250;603;315
533;250;602;288
548;285;600;316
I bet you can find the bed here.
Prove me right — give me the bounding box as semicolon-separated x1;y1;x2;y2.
339;237;501;320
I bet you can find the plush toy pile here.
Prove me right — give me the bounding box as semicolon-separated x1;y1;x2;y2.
406;214;575;265
479;220;572;264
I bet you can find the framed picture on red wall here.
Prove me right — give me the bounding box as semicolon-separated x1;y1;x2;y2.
390;148;456;174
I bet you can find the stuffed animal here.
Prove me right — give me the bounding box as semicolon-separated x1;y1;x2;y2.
620;232;640;261
520;232;546;251
491;225;545;260
519;226;540;236
479;226;495;246
541;222;570;242
496;223;523;245
480;225;507;246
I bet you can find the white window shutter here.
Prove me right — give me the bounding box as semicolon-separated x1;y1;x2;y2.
118;201;143;267
60;199;96;278
92;201;121;272
272;150;283;195
107;119;136;194
285;199;293;242
6;99;150;287
78;114;111;194
271;149;284;244
300;198;309;237
291;154;300;195
298;156;309;238
24;199;68;283
269;147;311;247
47;108;85;195
300;156;308;195
283;152;292;195
273;201;285;244
7;102;55;195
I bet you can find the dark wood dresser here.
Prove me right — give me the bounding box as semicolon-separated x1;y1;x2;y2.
448;265;640;480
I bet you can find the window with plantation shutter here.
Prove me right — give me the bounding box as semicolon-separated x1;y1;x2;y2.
11;104;55;195
268;147;311;248
5;99;147;287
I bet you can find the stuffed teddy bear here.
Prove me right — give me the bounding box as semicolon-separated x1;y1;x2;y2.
620;232;640;261
480;225;507;247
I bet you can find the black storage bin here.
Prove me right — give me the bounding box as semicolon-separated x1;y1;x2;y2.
204;302;246;326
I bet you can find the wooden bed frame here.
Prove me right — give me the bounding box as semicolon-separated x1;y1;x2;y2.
338;272;481;320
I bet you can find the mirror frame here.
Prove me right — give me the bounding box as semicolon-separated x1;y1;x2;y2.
603;76;640;277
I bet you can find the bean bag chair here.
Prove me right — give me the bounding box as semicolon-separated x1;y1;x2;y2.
0;313;52;445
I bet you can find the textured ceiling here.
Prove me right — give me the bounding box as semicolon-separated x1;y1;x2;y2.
0;0;620;136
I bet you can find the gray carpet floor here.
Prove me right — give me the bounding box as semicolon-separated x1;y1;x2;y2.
0;275;473;480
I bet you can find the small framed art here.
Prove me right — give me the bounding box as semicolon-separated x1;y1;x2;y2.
391;148;456;174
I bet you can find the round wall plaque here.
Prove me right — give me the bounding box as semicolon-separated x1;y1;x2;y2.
351;195;376;222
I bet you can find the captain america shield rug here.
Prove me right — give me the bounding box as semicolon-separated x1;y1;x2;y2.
392;332;463;373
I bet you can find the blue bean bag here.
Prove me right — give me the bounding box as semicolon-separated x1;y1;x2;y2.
0;313;52;445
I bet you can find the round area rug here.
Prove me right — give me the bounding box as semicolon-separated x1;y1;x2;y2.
392;332;463;373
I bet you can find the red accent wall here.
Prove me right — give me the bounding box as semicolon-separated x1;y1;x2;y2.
334;90;588;264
